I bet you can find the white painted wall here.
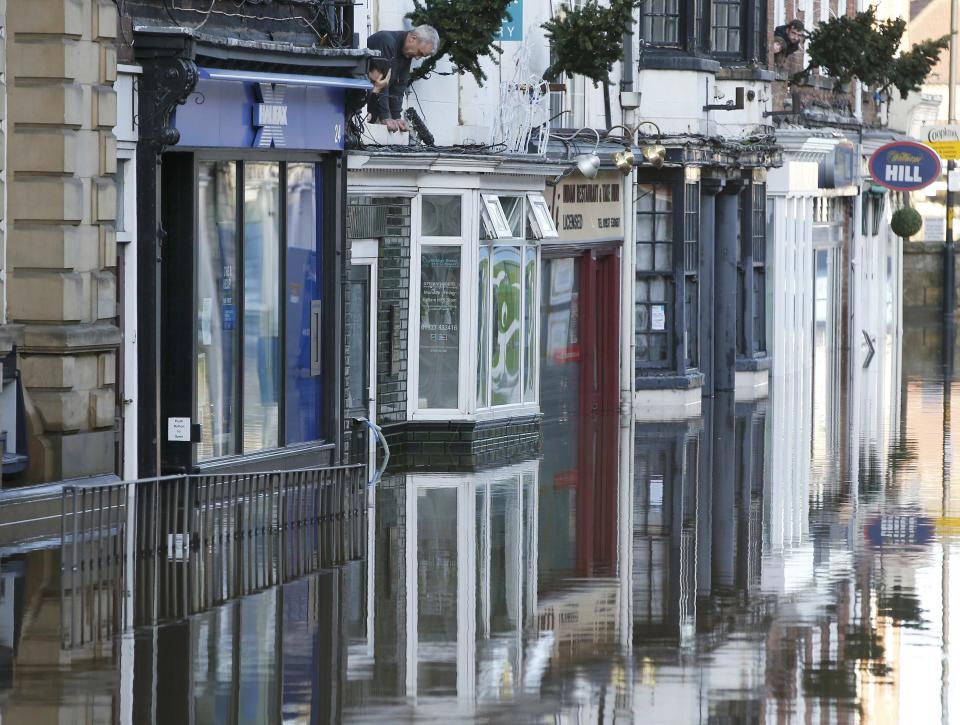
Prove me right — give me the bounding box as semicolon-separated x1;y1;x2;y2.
357;1;771;145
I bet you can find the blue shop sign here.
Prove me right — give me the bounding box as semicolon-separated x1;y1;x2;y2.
864;513;934;548
173;67;371;151
497;0;523;41
868;140;941;192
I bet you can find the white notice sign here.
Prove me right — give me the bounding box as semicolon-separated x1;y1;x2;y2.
651;305;666;331
924;217;946;241
950;169;960;192
167;417;191;442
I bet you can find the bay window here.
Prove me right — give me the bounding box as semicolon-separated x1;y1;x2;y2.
478;195;538;410
413;190;542;417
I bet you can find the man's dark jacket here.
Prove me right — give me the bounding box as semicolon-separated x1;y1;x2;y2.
366;30;411;121
773;25;801;56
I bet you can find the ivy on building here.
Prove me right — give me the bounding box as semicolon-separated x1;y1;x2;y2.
407;0;513;83
793;7;948;100
542;0;637;85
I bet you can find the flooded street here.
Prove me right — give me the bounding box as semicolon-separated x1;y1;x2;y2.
3;317;960;723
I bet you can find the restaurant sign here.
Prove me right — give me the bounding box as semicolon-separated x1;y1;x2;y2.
868;141;941;192
549;172;623;243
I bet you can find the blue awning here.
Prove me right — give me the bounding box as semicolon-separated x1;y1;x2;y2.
198;66;371;90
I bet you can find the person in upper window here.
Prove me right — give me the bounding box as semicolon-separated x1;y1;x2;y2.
773;19;805;59
366;25;440;133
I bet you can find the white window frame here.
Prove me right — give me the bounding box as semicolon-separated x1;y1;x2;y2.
409;183;543;422
409;190;474;420
476;192;540;417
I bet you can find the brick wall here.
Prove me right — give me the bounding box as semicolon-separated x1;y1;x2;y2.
6;0;119;483
344;194;411;463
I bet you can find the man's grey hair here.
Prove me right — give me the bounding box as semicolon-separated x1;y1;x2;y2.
411;24;440;54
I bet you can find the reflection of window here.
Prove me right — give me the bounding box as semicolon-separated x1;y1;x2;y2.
478;195;538;408
422;194;462;236
196;160;323;461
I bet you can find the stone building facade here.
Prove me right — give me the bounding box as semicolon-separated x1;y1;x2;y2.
5;0;119;484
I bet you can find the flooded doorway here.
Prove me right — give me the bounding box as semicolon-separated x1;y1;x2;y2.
347;241;378;470
540;249;620;576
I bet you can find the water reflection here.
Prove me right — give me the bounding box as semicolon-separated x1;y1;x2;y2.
8;317;960;722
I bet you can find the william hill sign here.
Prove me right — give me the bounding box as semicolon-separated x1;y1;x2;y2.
868;141;941;192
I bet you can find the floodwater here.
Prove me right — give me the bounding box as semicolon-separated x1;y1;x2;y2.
2;318;960;724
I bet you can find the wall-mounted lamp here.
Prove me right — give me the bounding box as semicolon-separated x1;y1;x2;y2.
548;127;602;185
606;121;666;173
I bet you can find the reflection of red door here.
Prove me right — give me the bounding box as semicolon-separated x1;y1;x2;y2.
575;250;620;575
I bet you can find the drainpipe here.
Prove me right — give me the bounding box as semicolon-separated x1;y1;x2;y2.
619;5;638;417
945;0;958;319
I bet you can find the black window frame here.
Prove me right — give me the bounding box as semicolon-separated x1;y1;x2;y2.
736;177;767;360
636;172;700;377
160;150;341;474
638;0;766;64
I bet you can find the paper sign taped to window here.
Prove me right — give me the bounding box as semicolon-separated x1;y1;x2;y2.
167;417;191;442
651;305;666;331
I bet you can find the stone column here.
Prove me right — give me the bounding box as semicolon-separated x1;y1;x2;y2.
714;181;743;393
699;179;722;397
7;0;120;482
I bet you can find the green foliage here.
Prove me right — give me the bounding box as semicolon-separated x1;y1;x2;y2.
890;206;922;238
542;0;637;86
407;0;513;83
794;6;948;99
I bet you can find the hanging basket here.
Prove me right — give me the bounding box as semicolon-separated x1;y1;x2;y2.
889;207;922;238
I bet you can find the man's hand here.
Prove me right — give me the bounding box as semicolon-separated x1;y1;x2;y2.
385;118;409;133
371;68;391;95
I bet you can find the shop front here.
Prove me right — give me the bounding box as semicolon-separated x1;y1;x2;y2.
345;153;564;470
540;170;624;568
134;29;370;475
632;139;780;419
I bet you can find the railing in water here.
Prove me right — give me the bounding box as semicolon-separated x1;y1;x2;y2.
60;465;366;649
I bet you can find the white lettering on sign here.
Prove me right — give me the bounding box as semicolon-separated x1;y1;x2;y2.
254;104;288;126
885;165;922;183
167;417;191;442
253;83;288;148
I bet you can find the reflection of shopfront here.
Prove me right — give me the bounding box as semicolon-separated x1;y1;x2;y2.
346;156;562;470
135;32;369;475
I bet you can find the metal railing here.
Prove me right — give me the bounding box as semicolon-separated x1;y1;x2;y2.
60;464;365;649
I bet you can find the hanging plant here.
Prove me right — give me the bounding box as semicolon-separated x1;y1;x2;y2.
407;0;513;83
890;206;922;238
542;0;637;86
792;6;948;99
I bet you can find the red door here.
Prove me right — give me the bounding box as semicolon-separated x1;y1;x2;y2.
575;249;620;575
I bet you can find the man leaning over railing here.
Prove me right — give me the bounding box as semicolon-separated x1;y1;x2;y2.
365;24;440;133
